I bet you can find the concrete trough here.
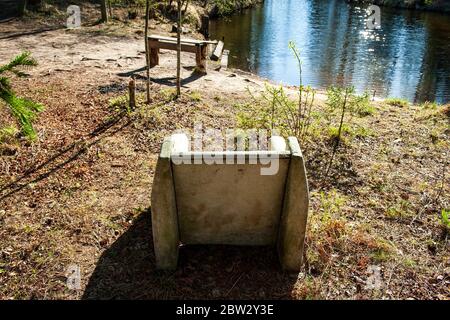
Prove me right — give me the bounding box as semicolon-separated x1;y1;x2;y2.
151;134;309;272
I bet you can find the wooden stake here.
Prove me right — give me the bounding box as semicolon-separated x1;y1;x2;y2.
176;0;181;98
200;15;209;39
145;0;151;103
129;78;136;110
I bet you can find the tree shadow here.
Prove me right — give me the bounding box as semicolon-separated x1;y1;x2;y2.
0;26;63;40
117;67;206;87
0;112;130;201
151;72;206;87
82;208;298;300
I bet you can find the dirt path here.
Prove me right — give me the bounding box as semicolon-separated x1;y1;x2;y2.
0;24;273;98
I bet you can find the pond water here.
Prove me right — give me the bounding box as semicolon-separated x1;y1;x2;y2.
209;0;450;103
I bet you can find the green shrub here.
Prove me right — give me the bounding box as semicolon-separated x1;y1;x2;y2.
236;41;316;141
326;87;374;117
385;97;409;108
352;92;375;116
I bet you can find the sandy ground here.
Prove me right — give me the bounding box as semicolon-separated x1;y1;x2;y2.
0;21;277;99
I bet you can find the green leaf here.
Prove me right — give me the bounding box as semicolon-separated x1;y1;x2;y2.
442;209;450;229
0;52;44;141
0;51;37;75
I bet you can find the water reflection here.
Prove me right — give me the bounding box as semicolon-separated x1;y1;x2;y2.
210;0;450;103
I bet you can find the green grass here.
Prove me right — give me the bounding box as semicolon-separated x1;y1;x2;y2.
189;91;202;102
403;258;417;268
419;101;440;109
354;125;375;138
385;199;413;219
159;88;177;102
441;209;450;231
356;103;376;116
0;125;18;143
317;189;347;221
109;94;128;109
385;98;409;108
327;123;374;144
371;248;390;262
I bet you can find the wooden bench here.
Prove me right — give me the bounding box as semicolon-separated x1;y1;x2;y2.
148;34;217;73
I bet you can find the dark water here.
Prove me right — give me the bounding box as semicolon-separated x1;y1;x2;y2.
210;0;450;103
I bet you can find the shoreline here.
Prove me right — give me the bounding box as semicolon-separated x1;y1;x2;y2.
208;0;265;18
347;0;450;13
0;13;431;106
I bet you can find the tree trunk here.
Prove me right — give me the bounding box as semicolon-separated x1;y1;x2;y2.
145;0;151;103
176;0;181;98
100;0;108;23
19;0;28;16
108;0;113;19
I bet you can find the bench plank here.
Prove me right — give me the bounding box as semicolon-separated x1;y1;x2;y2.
148;34;217;45
149;39;198;54
147;34;212;73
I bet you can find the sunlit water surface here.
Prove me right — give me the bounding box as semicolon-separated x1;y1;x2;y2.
210;0;450;103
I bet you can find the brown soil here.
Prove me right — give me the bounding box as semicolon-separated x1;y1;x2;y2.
0;9;448;300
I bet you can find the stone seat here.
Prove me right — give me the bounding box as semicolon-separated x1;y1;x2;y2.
151;134;309;272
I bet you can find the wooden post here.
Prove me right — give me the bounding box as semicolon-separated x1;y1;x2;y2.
176;0;182;98
149;39;159;67
19;0;28;16
145;0;151;103
195;46;201;69
129;78;136;110
200;15;209;39
195;44;207;74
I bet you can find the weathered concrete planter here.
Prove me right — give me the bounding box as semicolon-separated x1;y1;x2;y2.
151;134;309;272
